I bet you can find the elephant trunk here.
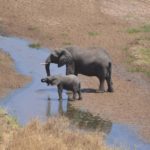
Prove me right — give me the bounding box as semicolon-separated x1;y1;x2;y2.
45;55;51;76
45;52;60;76
41;78;44;82
45;63;50;76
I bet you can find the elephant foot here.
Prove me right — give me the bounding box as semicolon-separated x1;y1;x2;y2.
78;97;82;100
107;87;114;92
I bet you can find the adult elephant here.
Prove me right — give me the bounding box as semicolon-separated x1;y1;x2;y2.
44;46;114;93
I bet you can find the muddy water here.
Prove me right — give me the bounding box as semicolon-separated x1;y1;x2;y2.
0;36;150;150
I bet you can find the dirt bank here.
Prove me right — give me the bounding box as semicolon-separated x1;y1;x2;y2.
0;50;30;98
0;0;150;142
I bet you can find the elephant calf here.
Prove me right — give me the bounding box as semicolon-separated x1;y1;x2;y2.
41;75;82;100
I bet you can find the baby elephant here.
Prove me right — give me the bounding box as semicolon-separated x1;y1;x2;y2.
41;75;82;100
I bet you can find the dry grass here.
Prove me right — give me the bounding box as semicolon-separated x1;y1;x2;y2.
0;107;116;150
0;108;19;150
0;116;113;150
124;46;150;76
0;49;31;98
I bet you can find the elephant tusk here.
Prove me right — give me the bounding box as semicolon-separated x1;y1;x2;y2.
40;62;48;65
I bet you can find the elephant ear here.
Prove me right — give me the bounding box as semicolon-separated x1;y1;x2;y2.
54;49;61;56
50;50;61;63
58;49;73;67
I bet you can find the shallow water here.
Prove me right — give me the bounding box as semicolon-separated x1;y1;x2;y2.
0;36;67;124
0;36;150;150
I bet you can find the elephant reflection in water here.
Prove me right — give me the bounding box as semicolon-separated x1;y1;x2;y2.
46;97;112;135
46;97;67;117
65;104;112;135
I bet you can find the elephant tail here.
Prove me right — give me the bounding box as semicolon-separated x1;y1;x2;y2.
107;62;114;92
107;62;112;79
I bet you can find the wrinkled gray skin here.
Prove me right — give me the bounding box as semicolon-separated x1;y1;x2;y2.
45;46;113;93
41;75;82;100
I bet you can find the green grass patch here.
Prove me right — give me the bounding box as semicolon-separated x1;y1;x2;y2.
141;24;150;32
0;107;19;128
29;43;41;49
0;107;6;115
140;48;150;64
127;24;150;34
128;66;150;77
123;47;150;77
123;47;134;64
88;32;99;36
127;28;141;34
61;33;68;37
5;114;18;128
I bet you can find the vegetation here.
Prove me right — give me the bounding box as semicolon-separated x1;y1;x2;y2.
124;47;150;77
29;43;41;49
0;107;19;150
141;24;150;32
0;109;113;150
127;28;141;34
128;66;150;77
88;32;99;36
127;24;150;34
0;108;18;128
124;24;150;76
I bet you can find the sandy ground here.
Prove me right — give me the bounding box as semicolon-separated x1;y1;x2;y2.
0;0;150;142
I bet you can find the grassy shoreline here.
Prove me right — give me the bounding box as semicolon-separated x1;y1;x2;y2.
0;108;112;150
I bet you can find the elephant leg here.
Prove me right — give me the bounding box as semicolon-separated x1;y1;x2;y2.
73;91;77;100
77;90;82;100
57;85;63;100
77;83;82;100
75;67;78;76
75;72;78;76
66;63;75;75
98;77;105;93
106;77;114;92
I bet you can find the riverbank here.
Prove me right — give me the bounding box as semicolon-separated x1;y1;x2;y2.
0;50;27;149
0;50;30;98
